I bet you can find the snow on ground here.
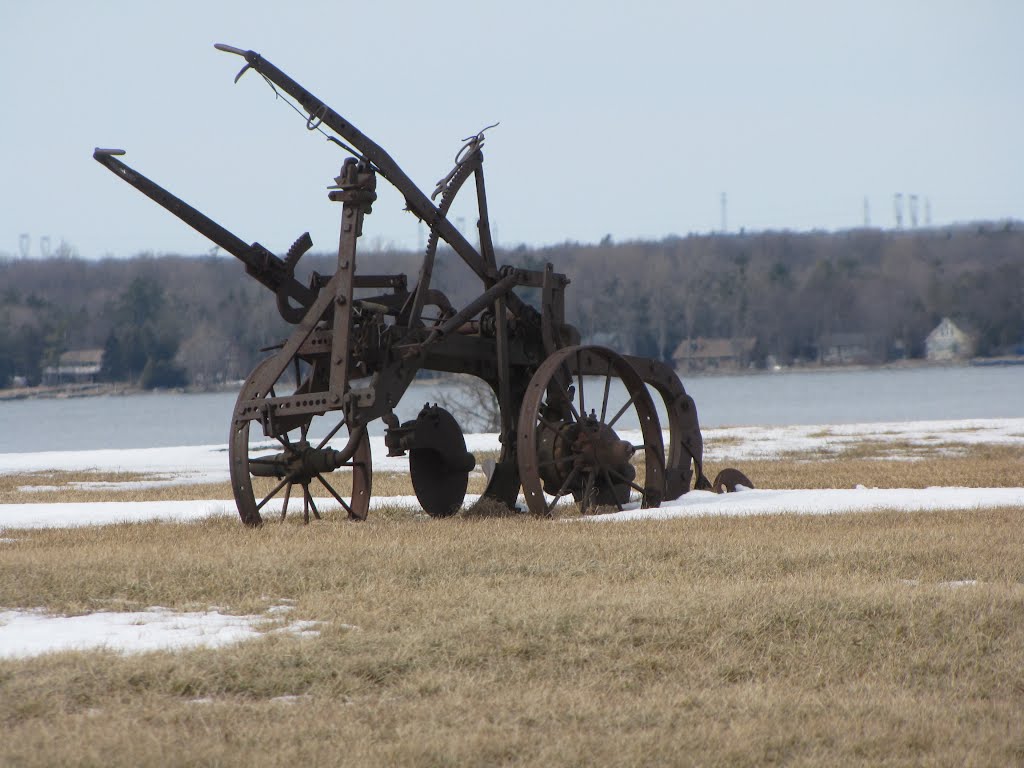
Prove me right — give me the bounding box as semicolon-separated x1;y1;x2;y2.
0;605;322;659
2;418;1022;483
588;486;1024;523
1;418;1022;659
701;418;1024;462
0;418;1021;532
0;495;427;530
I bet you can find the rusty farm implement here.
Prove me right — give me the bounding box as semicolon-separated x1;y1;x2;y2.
94;44;751;525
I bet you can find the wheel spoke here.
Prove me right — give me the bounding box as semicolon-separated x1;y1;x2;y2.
308;492;321;521
317;473;354;516
601;468;625;511
576;351;585;417
545;465;581;516
316;415;348;450
607;390;640;430
302;485;310;524
547;383;581;423
537;416;574;448
280;482;293;521
580;469;597;513
256;475;291;511
600;358;613;423
537;455;575;471
608;467;648;499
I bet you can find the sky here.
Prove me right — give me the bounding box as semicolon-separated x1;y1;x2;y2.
1;1;1022;260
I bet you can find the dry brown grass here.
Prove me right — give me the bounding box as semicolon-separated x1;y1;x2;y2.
708;444;1024;491
1;507;1023;764
1;445;1023;765
0;469;428;505
5;439;1020;507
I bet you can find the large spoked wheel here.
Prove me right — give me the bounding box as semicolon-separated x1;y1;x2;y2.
229;356;372;527
517;345;666;516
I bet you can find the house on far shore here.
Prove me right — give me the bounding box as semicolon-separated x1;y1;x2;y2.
819;332;872;365
41;348;105;386
673;337;756;373
925;317;976;362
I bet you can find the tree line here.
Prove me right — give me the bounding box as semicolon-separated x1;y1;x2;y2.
1;223;1022;388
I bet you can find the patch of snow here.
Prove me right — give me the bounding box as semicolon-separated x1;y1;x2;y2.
0;495;433;531
0;606;321;660
0;417;1020;532
586;486;1024;523
2;486;1021;533
0;500;236;530
1;418;1022;486
699;418;1024;462
19;473;226;494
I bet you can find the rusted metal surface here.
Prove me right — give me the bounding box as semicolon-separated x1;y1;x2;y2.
95;44;751;525
517;346;666;516
711;468;754;494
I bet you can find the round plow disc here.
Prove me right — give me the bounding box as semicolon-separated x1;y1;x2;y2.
406;405;476;518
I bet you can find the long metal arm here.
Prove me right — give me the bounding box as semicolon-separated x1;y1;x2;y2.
93;148;315;308
213;44;530;318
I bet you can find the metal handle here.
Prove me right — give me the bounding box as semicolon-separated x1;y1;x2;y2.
213;43;247;56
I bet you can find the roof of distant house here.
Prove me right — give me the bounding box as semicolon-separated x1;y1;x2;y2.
59;349;104;366
672;337;756;360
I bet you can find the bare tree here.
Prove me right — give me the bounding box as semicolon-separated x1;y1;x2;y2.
432;374;501;434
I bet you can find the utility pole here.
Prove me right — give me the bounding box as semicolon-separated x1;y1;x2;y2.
893;193;904;229
908;194;919;228
863;196;871;228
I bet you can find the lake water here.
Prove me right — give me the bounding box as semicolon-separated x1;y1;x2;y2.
2;365;1022;454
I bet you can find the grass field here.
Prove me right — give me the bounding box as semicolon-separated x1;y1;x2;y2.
1;441;1023;766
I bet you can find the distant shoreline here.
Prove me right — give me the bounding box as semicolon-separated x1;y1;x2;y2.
5;357;1021;403
0;381;241;402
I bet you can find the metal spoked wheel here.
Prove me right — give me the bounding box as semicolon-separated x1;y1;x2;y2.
229;356;372;526
517;345;666;516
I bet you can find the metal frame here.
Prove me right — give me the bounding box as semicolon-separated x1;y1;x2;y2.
94;44;746;524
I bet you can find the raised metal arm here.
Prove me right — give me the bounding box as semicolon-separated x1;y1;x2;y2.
213;43;532;320
93;148;315;320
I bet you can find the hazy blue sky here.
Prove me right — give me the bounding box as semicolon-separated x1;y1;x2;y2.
1;1;1021;259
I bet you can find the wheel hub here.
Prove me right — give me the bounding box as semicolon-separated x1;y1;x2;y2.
537;414;636;497
248;441;348;484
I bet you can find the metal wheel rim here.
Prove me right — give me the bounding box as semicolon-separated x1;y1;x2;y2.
517;345;665;516
228;357;372;526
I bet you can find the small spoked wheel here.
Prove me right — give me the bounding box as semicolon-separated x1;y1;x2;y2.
229;356;372;526
517;345;666;516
